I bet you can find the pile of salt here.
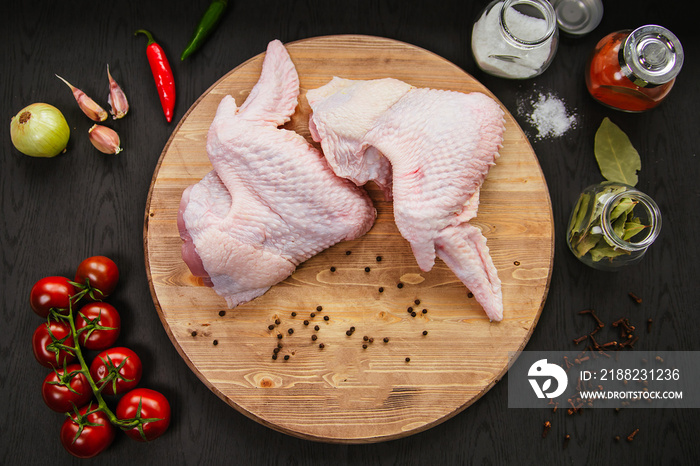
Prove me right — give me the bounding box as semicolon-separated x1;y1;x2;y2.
518;92;577;140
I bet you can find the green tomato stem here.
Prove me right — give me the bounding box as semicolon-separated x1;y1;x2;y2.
62;292;134;429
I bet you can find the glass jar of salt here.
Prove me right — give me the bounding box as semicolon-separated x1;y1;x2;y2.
566;182;662;271
471;0;559;79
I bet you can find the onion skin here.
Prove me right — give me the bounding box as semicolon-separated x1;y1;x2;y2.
10;103;70;158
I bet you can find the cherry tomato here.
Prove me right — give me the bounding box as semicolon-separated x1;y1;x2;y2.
89;347;142;396
29;276;76;317
32;321;76;368
41;364;92;412
60;402;116;458
116;388;171;442
74;256;119;300
75;302;121;350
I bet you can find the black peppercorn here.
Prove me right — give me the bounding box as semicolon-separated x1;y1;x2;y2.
383;337;389;343
346;250;351;255
277;334;283;339
304;320;309;326
378;287;384;293
268;324;275;330
414;299;420;305
422;309;427;314
376;256;382;262
312;334;318;341
330;266;336;272
314;325;320;331
272;354;277;360
407;306;413;313
219;310;226;316
316;306;323;312
362;344;367;349
291;312;297;317
319;343;325;349
365;267;370;272
287;328;294;335
405;357;410;362
275;319;281;325
310;313;316;318
411;312;416;317
191;331;197;337
284;355;290;360
346;330;353;336
422;330;428;336
213;340;218;346
397;283;403;289
324;316;329;321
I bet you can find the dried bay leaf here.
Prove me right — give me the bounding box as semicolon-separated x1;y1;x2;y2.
594;118;641;186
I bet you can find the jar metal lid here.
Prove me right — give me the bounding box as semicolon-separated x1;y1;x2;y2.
552;0;603;36
620;25;684;87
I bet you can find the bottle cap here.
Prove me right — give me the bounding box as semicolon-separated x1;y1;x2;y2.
621;25;684;87
553;0;603;36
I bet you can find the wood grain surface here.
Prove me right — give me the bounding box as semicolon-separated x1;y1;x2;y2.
144;35;553;442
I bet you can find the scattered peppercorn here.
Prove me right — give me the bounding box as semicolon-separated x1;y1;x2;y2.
284;355;290;361
346;250;351;255
330;266;336;272
316;306;323;312
467;292;474;298
311;334;317;341
273;347;280;354
268;324;275;330
378;287;384;293
304;320;309;326
514;260;521;266
397;282;404;289
362;344;367;349
191;331;197;337
275;319;281;325
314;325;320;331
407;307;413;313
324;316;329;321
277;334;283;339
411;312;417;317
287;328;294;335
272;354;277;360
291;312;297;317
376;256;382;262
310;313;316;318
414;299;420;305
365;267;371;272
383;337;389;343
363;336;369;341
422;309;427;314
213;340;218;346
219;310;226;316
422;330;428;336
319;343;325;349
368;338;374;343
346;330;353;336
350;326;355;331
405;357;410;362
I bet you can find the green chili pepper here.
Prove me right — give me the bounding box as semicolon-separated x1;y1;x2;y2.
181;0;229;60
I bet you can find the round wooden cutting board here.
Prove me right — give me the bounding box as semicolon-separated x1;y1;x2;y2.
144;35;554;443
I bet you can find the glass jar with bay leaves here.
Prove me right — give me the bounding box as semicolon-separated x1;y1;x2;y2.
567;182;661;270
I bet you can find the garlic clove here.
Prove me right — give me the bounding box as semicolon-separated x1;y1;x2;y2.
88;124;123;154
56;74;108;122
107;65;129;119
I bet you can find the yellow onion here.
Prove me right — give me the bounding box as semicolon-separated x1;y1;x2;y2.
10;103;70;158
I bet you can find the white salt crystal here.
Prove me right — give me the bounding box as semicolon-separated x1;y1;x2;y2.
518;92;577;140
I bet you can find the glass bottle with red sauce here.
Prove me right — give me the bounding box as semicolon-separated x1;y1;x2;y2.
585;25;684;112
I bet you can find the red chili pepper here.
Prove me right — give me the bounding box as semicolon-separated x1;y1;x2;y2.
135;29;176;123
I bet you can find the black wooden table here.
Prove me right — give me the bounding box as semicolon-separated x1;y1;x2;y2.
2;1;699;464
